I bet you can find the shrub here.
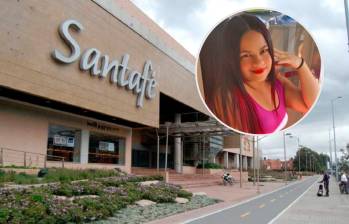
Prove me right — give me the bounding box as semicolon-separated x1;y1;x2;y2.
121;182;143;203
75;197;112;221
15;172;39;185
197;163;223;169
142;187;176;203
22;202;47;223
0;208;10;223
177;189;193;199
43;168;120;183
52;183;73;197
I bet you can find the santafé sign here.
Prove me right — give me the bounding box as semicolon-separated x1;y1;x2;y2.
52;19;157;108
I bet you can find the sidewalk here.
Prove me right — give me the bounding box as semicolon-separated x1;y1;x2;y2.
147;180;287;224
273;176;349;224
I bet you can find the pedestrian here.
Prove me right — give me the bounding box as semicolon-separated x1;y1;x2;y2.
319;171;330;196
340;172;348;194
199;13;320;134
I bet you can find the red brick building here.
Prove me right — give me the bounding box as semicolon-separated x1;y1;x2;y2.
263;158;294;170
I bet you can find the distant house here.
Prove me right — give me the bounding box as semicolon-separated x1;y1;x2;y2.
263;158;293;170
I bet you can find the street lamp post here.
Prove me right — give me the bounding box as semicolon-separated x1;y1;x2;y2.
328;128;333;173
297;138;300;174
255;135;267;193
305;151;308;172
331;96;342;180
283;132;292;185
246;135;267;193
253;136;256;186
289;134;301;177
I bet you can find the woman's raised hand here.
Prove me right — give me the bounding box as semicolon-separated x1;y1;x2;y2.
273;48;303;70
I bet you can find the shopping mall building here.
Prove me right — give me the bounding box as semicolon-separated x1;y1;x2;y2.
0;0;253;174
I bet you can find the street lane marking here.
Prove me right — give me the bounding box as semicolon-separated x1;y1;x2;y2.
270;199;276;202
240;212;250;218
279;195;284;198
259;203;266;208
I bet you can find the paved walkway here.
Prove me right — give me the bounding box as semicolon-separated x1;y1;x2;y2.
186;176;318;224
147;180;288;224
273;176;349;224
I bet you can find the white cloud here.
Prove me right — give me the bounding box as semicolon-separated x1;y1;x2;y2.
131;0;349;160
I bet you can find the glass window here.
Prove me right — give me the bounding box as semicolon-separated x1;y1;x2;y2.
88;132;125;165
47;124;80;162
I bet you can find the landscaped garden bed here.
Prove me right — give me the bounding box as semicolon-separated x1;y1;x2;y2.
0;168;220;223
94;195;219;224
0;168;124;186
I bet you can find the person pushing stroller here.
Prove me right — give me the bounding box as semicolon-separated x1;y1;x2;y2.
318;171;330;197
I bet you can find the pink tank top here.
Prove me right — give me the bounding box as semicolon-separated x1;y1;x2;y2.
250;80;288;134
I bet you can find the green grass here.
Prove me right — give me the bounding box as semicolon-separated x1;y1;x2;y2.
0;168;121;185
0;170;39;185
0;168;165;186
42;168;120;183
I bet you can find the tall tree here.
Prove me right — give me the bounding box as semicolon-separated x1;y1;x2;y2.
293;146;329;173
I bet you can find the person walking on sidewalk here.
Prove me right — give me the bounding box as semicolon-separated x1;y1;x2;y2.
340;172;348;194
319;171;330;196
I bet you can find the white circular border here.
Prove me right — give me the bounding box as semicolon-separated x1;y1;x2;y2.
194;7;325;137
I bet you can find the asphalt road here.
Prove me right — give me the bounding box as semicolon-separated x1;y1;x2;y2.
185;176;320;224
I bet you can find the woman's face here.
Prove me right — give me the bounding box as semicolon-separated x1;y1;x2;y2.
239;30;272;83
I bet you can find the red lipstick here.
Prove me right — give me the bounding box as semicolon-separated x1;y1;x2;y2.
251;68;265;74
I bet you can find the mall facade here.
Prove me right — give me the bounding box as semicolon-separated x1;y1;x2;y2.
0;0;253;174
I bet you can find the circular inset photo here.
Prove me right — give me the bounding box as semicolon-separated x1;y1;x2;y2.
196;9;322;135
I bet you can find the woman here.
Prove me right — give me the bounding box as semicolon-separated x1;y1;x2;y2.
199;13;319;134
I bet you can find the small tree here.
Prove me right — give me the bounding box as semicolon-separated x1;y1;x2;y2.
338;145;349;173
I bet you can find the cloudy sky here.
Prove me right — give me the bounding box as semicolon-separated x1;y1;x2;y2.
131;0;349;161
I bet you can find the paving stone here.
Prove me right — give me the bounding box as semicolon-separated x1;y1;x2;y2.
140;180;160;186
175;197;189;204
70;195;99;201
136;199;156;207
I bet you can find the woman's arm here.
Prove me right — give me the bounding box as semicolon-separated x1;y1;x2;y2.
274;48;320;113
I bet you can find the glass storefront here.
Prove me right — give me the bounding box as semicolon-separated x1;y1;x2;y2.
47;124;126;165
88;132;125;165
47;124;80;162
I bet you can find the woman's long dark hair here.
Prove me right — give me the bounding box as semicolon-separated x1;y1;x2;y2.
200;13;276;134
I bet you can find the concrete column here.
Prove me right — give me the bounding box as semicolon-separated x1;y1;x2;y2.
80;130;90;164
243;156;248;170
174;114;182;173
193;141;199;167
233;153;239;169
73;131;81;163
118;138;126;165
224;151;229;169
123;129;132;173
